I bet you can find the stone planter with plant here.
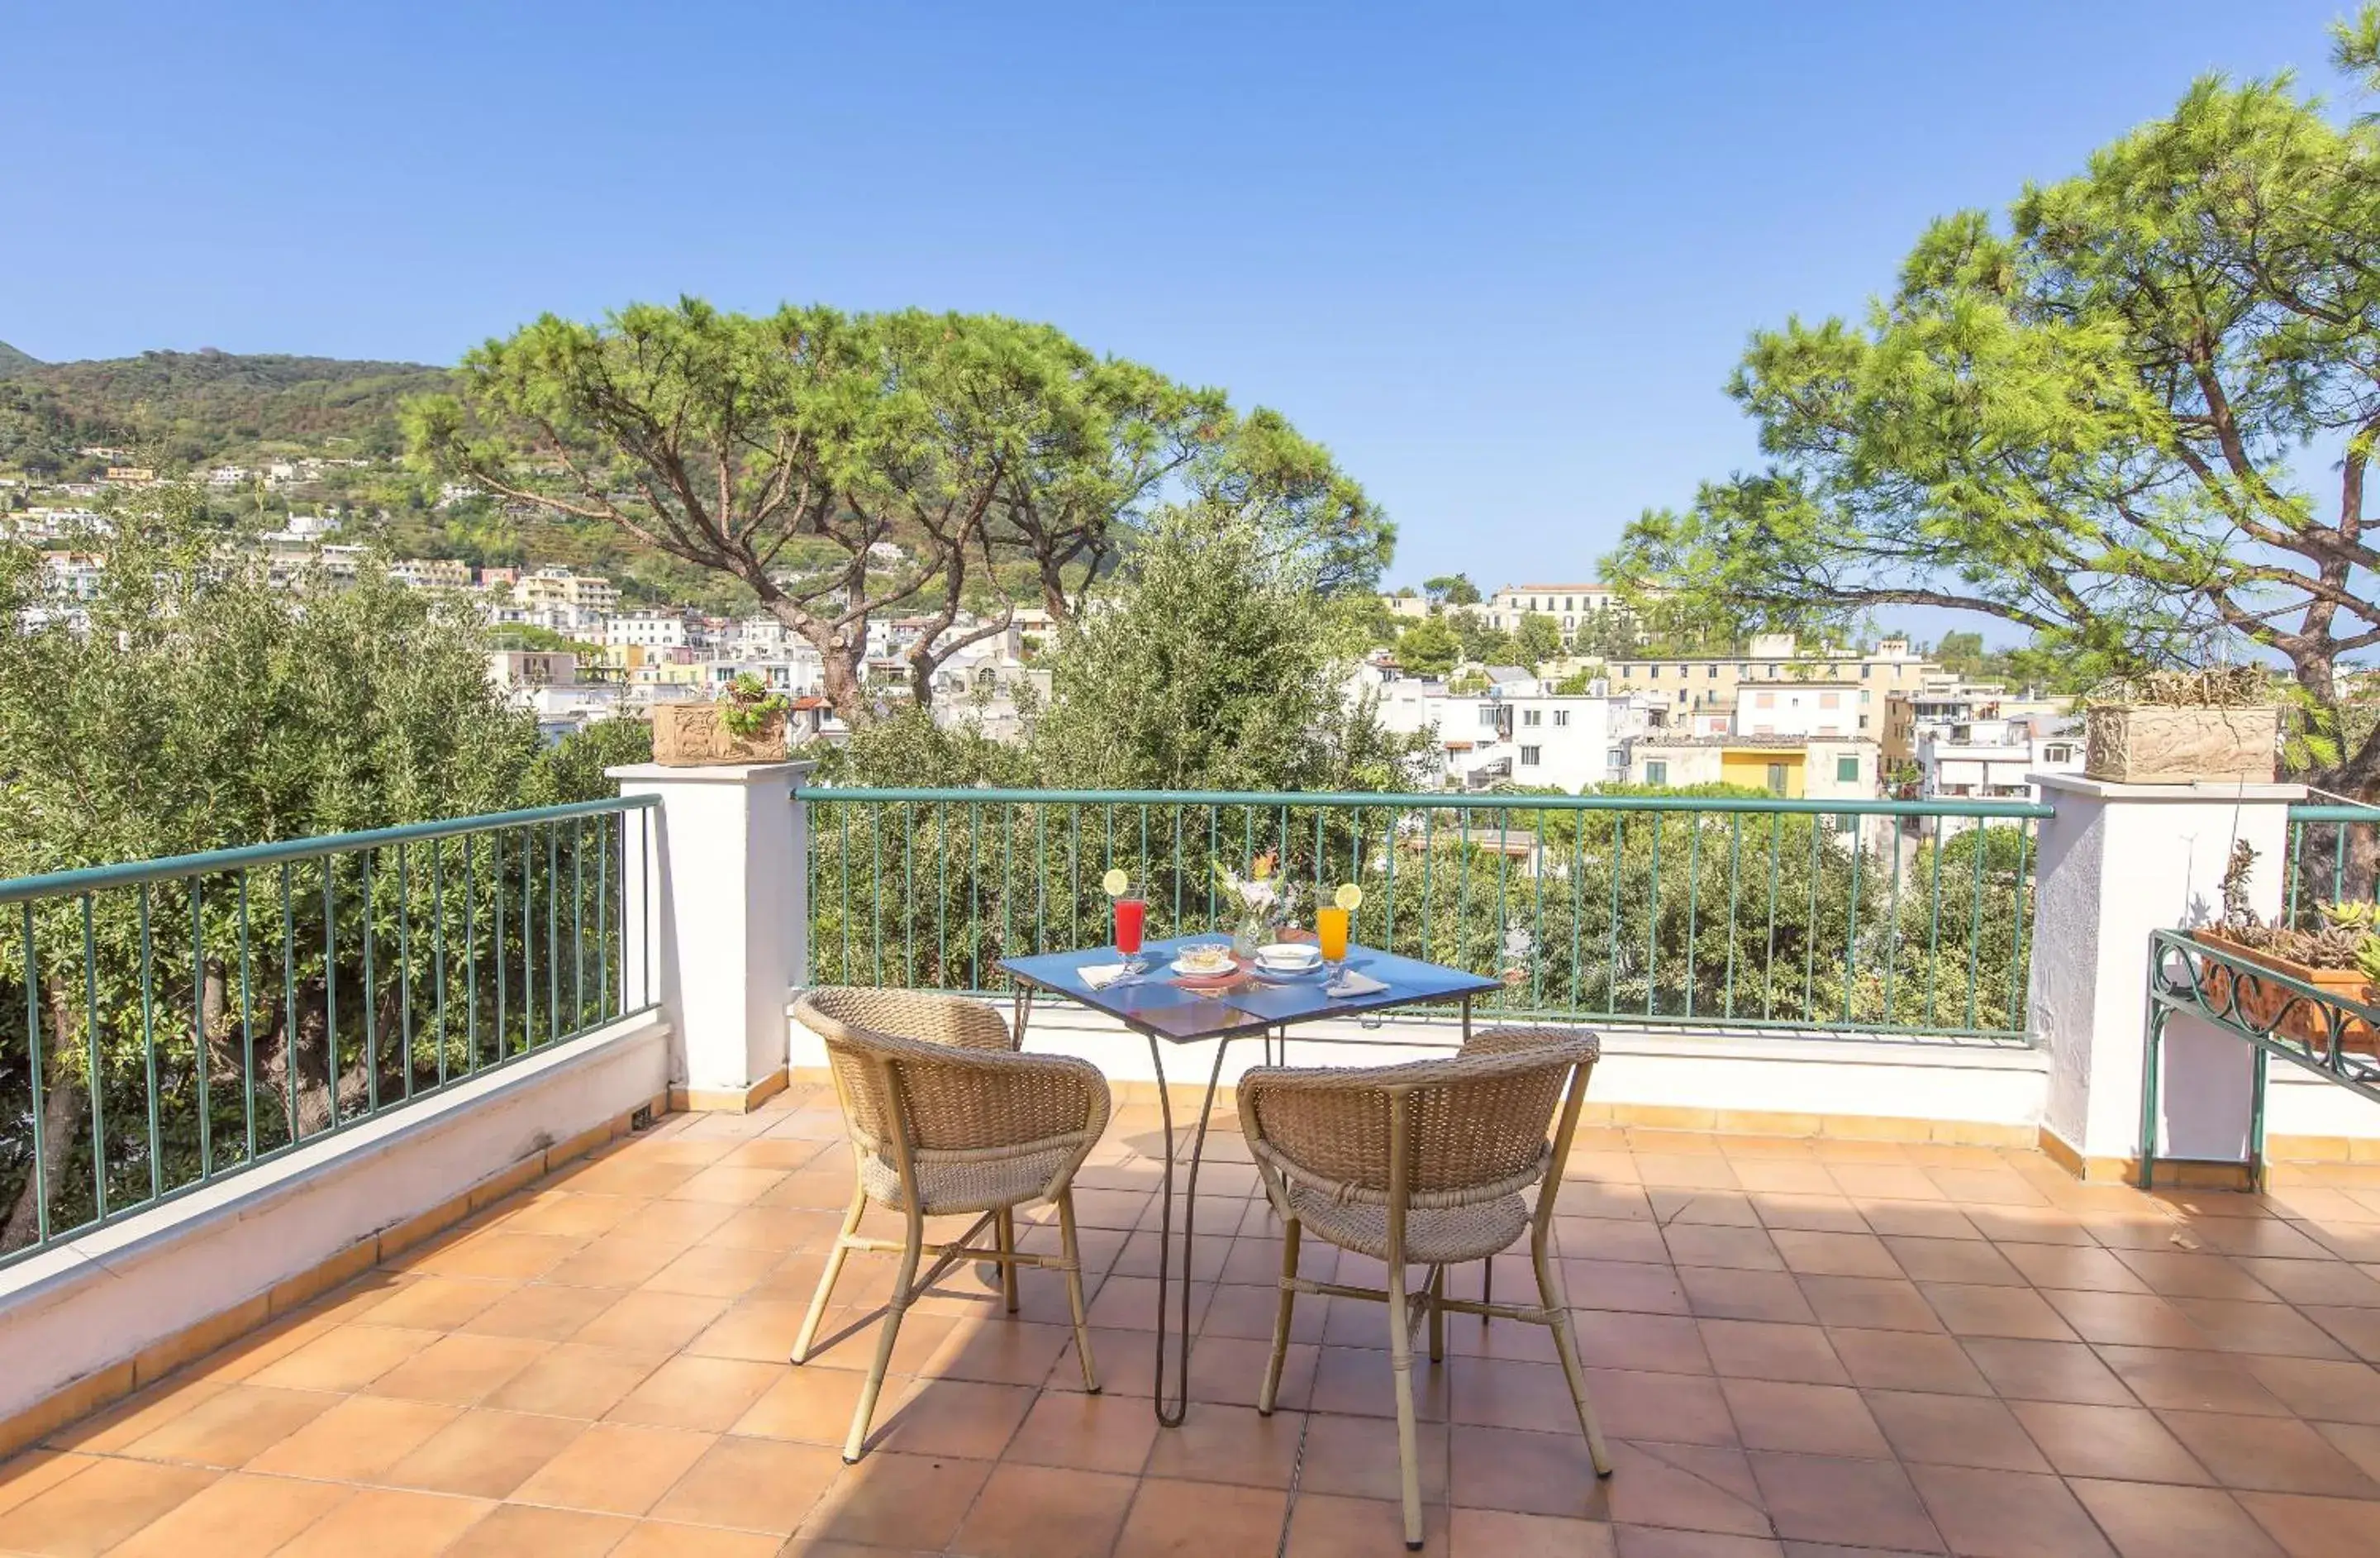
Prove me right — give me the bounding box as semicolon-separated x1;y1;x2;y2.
2084;666;2279;784
653;673;793;767
2190;841;2379;1051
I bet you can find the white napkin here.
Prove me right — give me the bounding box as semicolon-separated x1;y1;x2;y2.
1327;970;1389;998
1079;963;1135;990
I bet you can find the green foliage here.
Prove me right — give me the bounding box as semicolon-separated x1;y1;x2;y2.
1610;28;2380;787
718;673;789;739
1425;573;1481;606
1511;612;1565;669
807;795;2031;1041
1027;504;1429;793
0;350;446;469
1447;608;1512;667
409;298;1392;721
1395;615;1460;677
0;484;636;1250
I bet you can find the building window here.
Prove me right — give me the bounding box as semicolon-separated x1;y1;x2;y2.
1478;706;1498;728
1836;755;1860;782
1766;763;1789;796
1522;708;1541;727
1754;691;1775;708
2044;743;2073;762
1520;746;1541;767
1820;693;1840;710
1552;709;1569;727
1645;760;1668;785
1607;748;1626;769
1564;596;1573;612
1649;665;1660;678
1860;665;1871;679
1707;665;1718;678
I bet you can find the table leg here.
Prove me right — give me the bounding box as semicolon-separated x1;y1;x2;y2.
1011;986;1035;1044
1146;1032;1233;1428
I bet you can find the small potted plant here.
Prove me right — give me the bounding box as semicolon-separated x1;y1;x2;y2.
2084;667;2279;784
2191;841;2378;1051
654;673;792;767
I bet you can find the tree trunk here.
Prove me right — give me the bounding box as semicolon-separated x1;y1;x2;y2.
2;986;88;1253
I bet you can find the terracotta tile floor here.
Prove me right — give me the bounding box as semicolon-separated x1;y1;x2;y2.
12;1081;2380;1555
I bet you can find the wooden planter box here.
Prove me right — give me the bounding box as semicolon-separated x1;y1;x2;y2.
2188;931;2375;1053
652;703;788;767
2086;705;2278;784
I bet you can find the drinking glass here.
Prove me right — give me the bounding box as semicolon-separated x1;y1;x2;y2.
1316;905;1350;969
1114;889;1148;974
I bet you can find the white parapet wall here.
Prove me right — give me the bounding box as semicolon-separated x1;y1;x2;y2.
790;997;2049;1140
0;1012;669;1439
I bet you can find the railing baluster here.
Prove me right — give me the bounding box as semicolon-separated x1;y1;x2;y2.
84;893;107;1217
193;878;211;1182
1723;815;1743;1022
398;845;414;1099
239;873;255;1165
1762;815;1781;1022
1605;813;1625;1017
23;903;47;1242
1843;817;1861;1027
362;853;378;1116
546;822;559;1046
1645;813;1662;1018
140;884;160;1203
280;865;298;1148
1685;811;1702;1022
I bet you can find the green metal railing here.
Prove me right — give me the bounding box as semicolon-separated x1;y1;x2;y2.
0;798;658;1267
2284;803;2380;926
805;788;2049;1042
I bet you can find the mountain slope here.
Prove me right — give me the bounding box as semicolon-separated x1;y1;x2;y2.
0;349;450;466
0;341;40;375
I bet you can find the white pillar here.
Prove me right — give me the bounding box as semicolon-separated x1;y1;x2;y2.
609;760;813;1110
2029;774;2303;1179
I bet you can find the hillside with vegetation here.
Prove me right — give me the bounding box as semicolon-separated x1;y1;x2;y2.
0;345;448;472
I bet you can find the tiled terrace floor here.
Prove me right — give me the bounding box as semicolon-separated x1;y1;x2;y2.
11;1084;2380;1556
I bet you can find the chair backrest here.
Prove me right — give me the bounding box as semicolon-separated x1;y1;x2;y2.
794;987;1085;1157
1238;1036;1597;1204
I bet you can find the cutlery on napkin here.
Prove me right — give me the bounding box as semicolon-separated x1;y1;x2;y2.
1326;970;1389;997
1079;963;1135;990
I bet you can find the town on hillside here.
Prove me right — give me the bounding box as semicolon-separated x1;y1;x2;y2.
7;436;2077;830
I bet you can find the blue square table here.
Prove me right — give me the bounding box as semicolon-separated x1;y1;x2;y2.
998;935;1501;1427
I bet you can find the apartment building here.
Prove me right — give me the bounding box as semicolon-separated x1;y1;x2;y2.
1733;682;1863;739
1479;582;1637;641
605;610;691;650
513;567;621;613
390;558;473;590
1622;734;1878;802
1603;635;1938;735
1368;669;1654;792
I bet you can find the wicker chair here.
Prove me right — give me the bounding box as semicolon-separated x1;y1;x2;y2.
791;988;1110;1462
1238;1025;1609;1550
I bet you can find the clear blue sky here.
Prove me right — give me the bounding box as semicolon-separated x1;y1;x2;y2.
0;1;2358;607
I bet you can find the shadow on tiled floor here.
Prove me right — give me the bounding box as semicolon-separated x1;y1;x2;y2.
7;1081;2380;1556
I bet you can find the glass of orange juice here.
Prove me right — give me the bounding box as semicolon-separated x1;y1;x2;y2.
1316;905;1351;966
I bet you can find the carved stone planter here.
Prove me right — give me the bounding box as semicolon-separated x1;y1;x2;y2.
2085;705;2278;784
652;703;788;767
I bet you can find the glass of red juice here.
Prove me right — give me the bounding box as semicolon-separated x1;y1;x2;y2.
1113;891;1147;973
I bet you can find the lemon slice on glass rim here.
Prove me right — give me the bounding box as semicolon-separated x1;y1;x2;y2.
1334;883;1364;912
1101;868;1130;897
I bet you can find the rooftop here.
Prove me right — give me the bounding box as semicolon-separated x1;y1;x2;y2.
7;1086;2378;1556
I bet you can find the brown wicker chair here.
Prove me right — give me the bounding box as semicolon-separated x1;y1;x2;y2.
1238;1025;1609;1550
791;988;1109;1462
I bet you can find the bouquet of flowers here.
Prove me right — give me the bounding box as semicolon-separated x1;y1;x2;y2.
1214;851;1293;955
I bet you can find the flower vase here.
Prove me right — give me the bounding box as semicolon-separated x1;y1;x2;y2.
1231;908;1269;960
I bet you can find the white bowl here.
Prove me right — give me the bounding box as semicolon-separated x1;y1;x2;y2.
1254;943;1321;971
